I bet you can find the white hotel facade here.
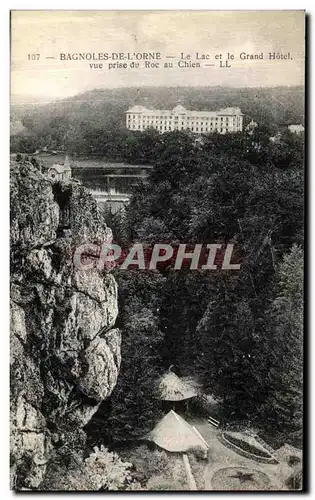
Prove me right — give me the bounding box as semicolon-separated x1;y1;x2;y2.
125;104;243;134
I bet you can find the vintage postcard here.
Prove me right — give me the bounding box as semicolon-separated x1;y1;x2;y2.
10;10;305;491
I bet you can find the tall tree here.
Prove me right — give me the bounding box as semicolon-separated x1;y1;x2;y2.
86;271;165;444
260;245;303;445
195;275;270;421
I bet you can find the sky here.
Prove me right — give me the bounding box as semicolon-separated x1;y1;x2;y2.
11;10;305;102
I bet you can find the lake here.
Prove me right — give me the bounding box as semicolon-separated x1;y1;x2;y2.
36;154;153;192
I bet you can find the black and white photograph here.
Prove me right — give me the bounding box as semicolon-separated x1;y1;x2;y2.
10;10;305;491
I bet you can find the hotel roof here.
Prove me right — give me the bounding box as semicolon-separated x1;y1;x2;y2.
126;105;243;116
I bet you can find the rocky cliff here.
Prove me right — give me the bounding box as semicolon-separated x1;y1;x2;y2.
10;161;121;490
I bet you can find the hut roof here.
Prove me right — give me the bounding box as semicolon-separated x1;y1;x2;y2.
148;410;209;453
181;376;203;392
126;105;149;113
158;372;198;401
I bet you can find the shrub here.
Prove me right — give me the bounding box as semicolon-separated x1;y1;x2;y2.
187;445;207;460
288;455;301;467
121;445;169;482
83;445;133;490
187;454;205;490
121;445;188;491
146;459;187;491
44;445;134;491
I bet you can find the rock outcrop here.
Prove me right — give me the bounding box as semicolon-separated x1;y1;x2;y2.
10;161;121;490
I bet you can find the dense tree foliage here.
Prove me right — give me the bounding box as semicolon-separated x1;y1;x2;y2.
260;245;304;446
94;124;304;447
86;270;165;444
20;86;303;447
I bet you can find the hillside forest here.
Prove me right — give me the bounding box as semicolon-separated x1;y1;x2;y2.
11;85;304;160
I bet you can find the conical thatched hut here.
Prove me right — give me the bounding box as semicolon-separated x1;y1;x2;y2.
148;410;209;454
159;372;198;401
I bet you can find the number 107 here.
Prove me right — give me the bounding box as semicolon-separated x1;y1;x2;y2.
27;54;40;60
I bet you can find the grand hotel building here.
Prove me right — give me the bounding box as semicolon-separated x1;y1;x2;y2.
125;104;243;134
